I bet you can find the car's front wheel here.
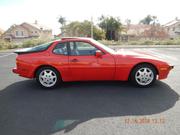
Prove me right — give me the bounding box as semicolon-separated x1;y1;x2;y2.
36;67;60;88
130;64;157;87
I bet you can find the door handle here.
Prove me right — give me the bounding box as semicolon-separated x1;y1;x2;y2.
70;59;79;62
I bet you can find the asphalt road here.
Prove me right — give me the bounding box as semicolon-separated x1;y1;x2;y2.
0;48;180;135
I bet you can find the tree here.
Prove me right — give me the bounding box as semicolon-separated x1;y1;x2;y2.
58;16;67;36
93;27;106;40
151;16;158;25
139;15;161;39
139;15;153;25
58;16;66;26
98;15;122;40
125;19;131;26
63;20;105;40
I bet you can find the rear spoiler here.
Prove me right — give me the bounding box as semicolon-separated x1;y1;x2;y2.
14;48;41;55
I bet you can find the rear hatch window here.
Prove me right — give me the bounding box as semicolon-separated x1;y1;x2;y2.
14;42;52;54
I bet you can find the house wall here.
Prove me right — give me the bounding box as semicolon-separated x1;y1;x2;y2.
2;22;52;42
2;25;29;42
165;22;180;39
21;23;40;37
21;23;52;39
12;26;29;38
39;30;52;39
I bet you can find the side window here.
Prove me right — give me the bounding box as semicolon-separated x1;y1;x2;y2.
69;41;98;56
53;42;68;55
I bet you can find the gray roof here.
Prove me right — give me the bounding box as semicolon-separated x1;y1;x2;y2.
27;23;51;31
163;19;180;27
21;22;52;31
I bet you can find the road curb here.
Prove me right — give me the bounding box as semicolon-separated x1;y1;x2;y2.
109;45;180;48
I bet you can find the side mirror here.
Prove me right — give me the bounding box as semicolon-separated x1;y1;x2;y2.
95;50;103;57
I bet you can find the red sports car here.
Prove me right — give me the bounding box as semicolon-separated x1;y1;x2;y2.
13;37;173;88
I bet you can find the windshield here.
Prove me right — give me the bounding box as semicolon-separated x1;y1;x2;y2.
91;39;115;54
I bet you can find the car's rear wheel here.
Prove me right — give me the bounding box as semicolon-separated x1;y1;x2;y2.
36;67;60;88
130;64;157;87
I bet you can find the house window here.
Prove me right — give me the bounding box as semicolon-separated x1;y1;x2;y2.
15;31;19;36
21;31;24;36
15;31;24;37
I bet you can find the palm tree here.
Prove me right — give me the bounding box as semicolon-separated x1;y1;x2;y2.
58;16;66;26
58;16;67;36
139;15;153;25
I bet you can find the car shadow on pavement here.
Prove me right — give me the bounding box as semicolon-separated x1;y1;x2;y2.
0;80;179;135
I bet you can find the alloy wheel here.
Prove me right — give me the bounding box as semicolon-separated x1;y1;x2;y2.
39;69;57;87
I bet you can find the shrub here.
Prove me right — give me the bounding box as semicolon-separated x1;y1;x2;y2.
99;38;180;45
0;40;14;50
0;38;50;50
142;40;154;45
128;41;138;45
22;38;48;48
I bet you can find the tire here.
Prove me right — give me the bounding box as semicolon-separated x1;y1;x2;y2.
36;66;61;88
130;64;157;87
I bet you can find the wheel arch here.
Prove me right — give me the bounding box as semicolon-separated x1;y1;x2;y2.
34;65;61;78
128;62;159;80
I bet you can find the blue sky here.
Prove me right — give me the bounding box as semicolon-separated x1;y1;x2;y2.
0;0;180;34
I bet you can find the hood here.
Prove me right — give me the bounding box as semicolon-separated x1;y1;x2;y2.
115;49;167;62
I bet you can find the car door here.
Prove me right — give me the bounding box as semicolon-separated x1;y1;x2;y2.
68;41;115;81
50;42;70;81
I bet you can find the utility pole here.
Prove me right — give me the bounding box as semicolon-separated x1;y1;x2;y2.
91;16;93;38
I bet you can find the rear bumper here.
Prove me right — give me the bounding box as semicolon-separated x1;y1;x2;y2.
12;67;34;78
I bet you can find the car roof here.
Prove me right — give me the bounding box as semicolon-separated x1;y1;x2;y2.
61;37;92;41
53;37;94;43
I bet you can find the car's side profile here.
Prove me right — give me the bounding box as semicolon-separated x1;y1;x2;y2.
13;37;173;88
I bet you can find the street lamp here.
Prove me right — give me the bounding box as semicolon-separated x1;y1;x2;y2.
91;16;93;38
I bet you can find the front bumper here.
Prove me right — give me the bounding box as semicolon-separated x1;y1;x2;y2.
169;66;174;70
158;65;174;80
159;65;174;71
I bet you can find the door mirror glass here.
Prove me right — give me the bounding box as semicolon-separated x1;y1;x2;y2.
95;50;103;57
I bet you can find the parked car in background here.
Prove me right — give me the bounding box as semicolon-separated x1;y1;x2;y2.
12;37;173;88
